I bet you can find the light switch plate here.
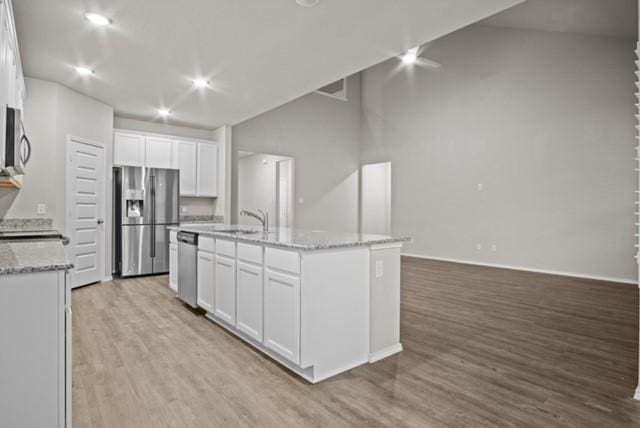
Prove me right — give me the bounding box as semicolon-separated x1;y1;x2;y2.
375;260;384;278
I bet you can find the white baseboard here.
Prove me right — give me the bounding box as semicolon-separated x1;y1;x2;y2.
402;253;637;285
369;343;403;363
101;275;113;282
635;386;640;401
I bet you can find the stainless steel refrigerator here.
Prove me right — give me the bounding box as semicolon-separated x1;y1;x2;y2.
114;166;179;277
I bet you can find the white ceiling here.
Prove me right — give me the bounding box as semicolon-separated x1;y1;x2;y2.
480;0;637;39
14;0;523;129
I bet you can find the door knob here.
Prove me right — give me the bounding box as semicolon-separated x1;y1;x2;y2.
97;219;104;225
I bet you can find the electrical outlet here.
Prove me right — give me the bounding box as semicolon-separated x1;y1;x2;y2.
476;243;482;251
298;197;304;204
375;260;384;278
37;204;47;215
180;206;187;213
477;183;484;191
491;244;497;252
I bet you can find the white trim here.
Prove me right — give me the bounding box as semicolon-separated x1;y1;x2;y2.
101;276;113;282
114;128;216;145
402;253;637;285
635;386;640;401
65;136;108;287
369;343;403;363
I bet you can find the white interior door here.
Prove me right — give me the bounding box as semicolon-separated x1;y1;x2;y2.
68;139;105;288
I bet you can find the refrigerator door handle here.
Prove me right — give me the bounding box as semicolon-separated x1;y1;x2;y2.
151;175;156;258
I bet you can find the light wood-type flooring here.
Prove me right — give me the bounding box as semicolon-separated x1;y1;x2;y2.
72;257;640;427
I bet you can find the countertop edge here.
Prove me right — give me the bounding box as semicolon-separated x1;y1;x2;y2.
168;226;411;251
0;263;74;276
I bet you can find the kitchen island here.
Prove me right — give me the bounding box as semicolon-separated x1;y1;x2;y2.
169;224;409;383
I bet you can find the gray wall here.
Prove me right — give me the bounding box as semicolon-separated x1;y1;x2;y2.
9;77;114;275
361;25;636;282
6;78;114;230
232;74;361;232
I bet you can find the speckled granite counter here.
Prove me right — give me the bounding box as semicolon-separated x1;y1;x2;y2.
0;240;73;275
169;224;410;251
180;215;224;224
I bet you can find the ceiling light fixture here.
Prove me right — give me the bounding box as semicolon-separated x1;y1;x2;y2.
192;78;209;88
401;47;419;64
157;108;171;117
84;12;112;26
296;0;320;7
74;66;94;76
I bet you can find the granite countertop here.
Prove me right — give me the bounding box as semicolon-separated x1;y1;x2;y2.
180;215;224;225
0;240;73;275
169;223;410;251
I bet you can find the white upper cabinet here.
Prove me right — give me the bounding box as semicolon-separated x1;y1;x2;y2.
0;0;25;174
176;140;198;196
114;130;218;197
145;136;173;168
114;132;145;166
197;142;218;197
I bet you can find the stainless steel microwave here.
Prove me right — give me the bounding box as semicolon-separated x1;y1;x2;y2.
3;106;31;176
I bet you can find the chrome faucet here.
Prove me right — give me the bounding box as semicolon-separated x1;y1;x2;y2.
240;209;269;233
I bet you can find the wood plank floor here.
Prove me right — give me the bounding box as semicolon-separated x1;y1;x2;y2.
73;257;640;427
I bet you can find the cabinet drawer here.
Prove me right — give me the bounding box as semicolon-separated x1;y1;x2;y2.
198;236;214;252
215;238;236;257
238;243;263;265
265;247;300;275
169;231;177;244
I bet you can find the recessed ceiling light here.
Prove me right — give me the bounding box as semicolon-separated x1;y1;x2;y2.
157;108;171;117
401;47;419;64
192;78;209;88
296;0;320;7
84;13;112;26
74;66;94;76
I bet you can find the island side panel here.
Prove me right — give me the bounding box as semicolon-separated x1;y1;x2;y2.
369;244;403;362
300;247;370;381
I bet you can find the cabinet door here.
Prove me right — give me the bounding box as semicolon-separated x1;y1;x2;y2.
114;133;145;166
214;254;236;324
264;269;300;364
236;261;263;342
169;243;178;292
145;136;173;168
197;250;214;312
196;143;218;197
176;141;197;195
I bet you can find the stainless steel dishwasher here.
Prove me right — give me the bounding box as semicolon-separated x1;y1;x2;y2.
177;231;198;308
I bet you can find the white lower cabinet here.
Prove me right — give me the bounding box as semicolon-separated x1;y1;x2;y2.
169;243;178;292
0;271;70;428
264;268;301;365
236;261;263;342
214;254;236;324
197;251;214;312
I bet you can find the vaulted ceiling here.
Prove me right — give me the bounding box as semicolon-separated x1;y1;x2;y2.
14;0;523;129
